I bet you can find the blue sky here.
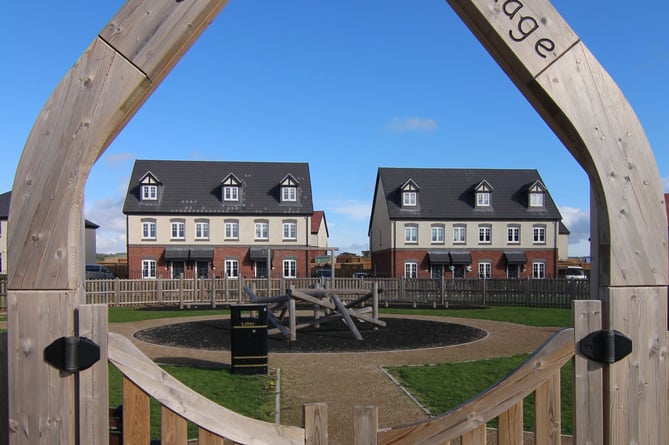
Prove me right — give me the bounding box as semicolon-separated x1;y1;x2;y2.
1;1;667;256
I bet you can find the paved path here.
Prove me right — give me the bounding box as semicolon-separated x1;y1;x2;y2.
109;314;558;445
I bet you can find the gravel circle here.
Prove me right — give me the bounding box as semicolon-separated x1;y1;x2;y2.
134;317;487;353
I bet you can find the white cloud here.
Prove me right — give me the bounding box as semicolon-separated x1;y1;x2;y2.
103;152;135;167
560;206;590;258
86;195;127;253
384;117;437;133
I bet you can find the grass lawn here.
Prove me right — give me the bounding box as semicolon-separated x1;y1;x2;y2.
381;306;572;327
109;363;274;439
108;306;229;323
386;355;573;435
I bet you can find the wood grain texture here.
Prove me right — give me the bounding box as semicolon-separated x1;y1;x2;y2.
161;406;188;445
497;401;523;445
303;403;328;445
108;332;304;445
534;373;561;444
0;333;8;445
573;300;603;444
7;292;75;445
447;0;578;82
78;304;109;445
533;42;667;287
378;329;573;444
353;405;378;445
123;377;151;445
605;287;668;444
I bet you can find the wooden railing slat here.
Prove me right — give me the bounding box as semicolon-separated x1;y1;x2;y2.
123;376;151;445
534;372;562;445
497;401;523;445
199;428;226;445
461;424;486;445
303;403;328;445
161;406;188;445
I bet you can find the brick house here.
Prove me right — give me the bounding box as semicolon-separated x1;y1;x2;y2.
123;160;328;279
368;168;566;279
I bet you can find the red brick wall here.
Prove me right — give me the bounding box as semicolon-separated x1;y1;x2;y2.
372;248;558;279
128;245;315;279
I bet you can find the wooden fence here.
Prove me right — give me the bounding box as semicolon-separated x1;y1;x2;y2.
0;277;589;310
75;277;589;309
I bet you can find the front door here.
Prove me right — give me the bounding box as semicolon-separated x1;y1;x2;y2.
255;260;268;278
196;261;209;279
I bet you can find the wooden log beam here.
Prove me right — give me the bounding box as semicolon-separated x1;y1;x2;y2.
289;288;386;327
332;295;363;341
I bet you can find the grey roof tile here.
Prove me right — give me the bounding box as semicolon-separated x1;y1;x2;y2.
376;167;563;221
123;160;314;216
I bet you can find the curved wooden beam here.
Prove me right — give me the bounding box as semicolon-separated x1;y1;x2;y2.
7;2;229;443
446;2;667;442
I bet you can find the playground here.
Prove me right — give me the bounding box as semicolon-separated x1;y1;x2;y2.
112;312;559;445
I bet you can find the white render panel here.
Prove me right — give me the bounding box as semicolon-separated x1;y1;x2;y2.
0;219;7;274
370;179;392;251
394;220;559;250
127;214;310;246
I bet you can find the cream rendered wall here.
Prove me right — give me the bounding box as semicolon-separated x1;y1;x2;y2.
127;214;310;245
84;227;97;264
395;220;559;250
558;232;569;260
310;219;328;248
0;219;6;274
370;180;392;252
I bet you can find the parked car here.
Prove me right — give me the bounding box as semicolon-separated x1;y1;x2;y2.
85;264;115;280
565;266;587;280
352;272;369;278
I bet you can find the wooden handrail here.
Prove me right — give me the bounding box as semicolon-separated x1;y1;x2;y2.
107;332;305;445
377;328;574;444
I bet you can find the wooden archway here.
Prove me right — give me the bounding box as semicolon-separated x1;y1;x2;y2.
6;0;667;444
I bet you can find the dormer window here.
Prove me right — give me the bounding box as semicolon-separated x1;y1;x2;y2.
400;179;420;208
142;185;157;200
223;186;239;201
139;171;161;202
221;173;241;202
528;180;546;208
282;187;297;202
280;174;299;203
474;180;493;208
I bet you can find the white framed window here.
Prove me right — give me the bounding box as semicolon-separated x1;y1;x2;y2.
476;192;490;207
255;221;269;240
453;225;466;244
403;191;417;207
533;261;546;279
478;226;491;244
478;262;492;279
283;259;297;278
142;259;156;279
171;221;185;240
195;221;209;240
142;185;157;201
224;259;239;278
529;192;544;207
142;220;156;240
405;225;418;243
282;187;297;202
431;225;444;243
507;226;520;244
223;186;239;202
283;221;297;240
533;226;546;244
404;262;418;279
225;221;239;240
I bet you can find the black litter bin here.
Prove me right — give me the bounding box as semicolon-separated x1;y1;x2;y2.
230;304;268;374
